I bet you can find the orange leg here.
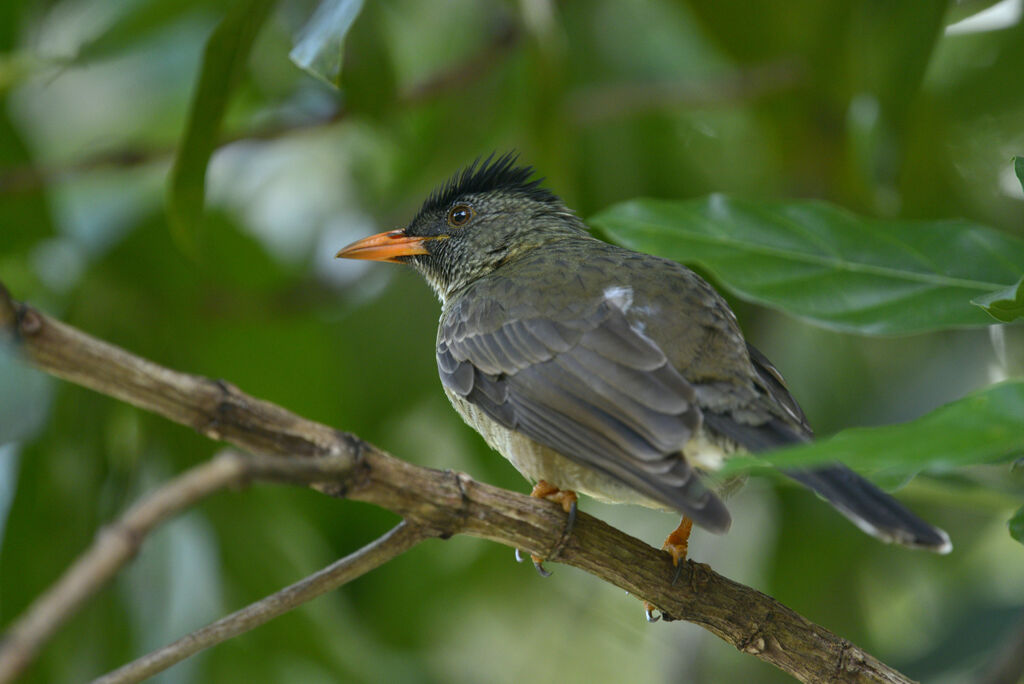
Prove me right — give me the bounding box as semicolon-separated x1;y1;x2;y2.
530;480;578;514
644;516;693;622
517;480;578;576
662;516;693;567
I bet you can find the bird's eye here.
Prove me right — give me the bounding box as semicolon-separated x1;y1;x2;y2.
447;205;474;227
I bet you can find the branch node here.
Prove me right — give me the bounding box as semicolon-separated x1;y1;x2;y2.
212;378;236;399
319;431;369;498
837;639;864;675
204;379;246;440
336;430;366;462
437;470;473;539
196;379;232;440
688;560;712;592
742;635;767;655
740;610;779;656
16;304;42;337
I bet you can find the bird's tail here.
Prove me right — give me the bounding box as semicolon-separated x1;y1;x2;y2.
787;465;951;553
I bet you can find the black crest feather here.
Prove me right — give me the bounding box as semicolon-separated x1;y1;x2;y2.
418;152;558;218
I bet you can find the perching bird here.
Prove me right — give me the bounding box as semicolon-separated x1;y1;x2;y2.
336;154;951;603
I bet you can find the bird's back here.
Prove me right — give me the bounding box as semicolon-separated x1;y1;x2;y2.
447;236;803;443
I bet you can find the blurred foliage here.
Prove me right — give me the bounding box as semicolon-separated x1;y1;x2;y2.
167;0;276;251
1;0;1024;683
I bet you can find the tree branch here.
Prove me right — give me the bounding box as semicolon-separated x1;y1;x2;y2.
0;450;385;683
93;521;430;684
0;282;916;684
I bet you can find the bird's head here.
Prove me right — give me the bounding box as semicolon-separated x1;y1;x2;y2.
336;153;587;301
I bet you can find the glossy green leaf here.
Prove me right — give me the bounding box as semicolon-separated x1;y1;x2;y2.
1016;156;1024;194
973;275;1024;323
1010;505;1024;546
719;381;1024;478
166;0;274;252
289;0;364;88
591;195;1024;335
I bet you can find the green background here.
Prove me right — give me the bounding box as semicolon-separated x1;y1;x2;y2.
2;0;1023;682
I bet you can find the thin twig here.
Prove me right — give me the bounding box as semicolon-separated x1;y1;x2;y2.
0;283;916;684
92;521;429;684
567;59;805;124
0;451;364;683
400;19;519;104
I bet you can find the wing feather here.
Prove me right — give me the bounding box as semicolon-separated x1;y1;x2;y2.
438;298;730;531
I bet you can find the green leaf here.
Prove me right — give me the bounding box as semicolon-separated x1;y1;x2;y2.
166;0;274;252
1010;505;1024;546
591;195;1024;335
719;381;1024;478
336;1;396;116
289;0;364;88
972;275;1024;323
1016;156;1024;194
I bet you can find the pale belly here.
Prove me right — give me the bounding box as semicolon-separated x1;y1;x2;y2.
444;388;733;512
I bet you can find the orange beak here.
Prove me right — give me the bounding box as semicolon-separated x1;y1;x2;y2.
334;229;432;263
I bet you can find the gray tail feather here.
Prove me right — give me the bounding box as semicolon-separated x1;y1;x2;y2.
787;465;952;553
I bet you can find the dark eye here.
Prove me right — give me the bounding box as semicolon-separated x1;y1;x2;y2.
447;204;474;227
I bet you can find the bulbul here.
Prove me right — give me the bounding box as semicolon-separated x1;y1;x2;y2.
336;153;951;594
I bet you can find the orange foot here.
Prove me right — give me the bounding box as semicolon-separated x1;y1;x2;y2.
530;480;578;514
516;480;578;577
663;516;693;567
644;516;693;622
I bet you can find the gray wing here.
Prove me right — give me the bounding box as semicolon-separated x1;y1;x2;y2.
438;297;731;533
700;342;812;451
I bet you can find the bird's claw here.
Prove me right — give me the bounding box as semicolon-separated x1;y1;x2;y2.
515;481;578;578
514;548;553;576
565;498;577;531
671;561;684;586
